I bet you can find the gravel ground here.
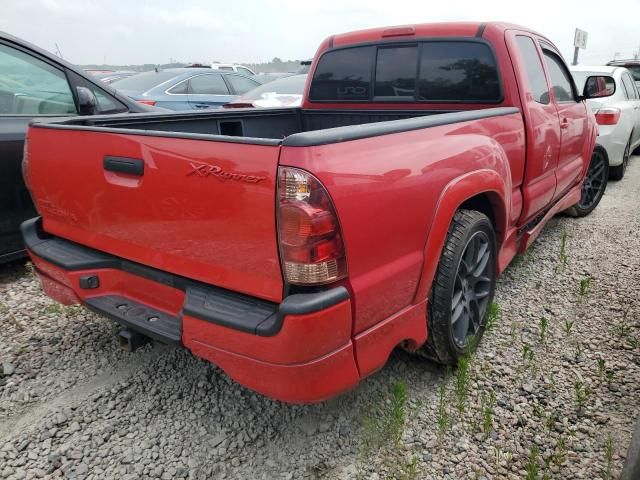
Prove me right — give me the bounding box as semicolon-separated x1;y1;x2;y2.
1;157;639;480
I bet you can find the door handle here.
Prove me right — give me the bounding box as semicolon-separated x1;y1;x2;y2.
560;118;569;129
194;103;210;109
103;156;144;176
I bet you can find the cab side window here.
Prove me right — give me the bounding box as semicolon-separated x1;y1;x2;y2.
542;50;575;103
0;43;77;115
515;36;549;104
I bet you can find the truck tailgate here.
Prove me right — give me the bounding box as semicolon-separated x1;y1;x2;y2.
26;127;283;302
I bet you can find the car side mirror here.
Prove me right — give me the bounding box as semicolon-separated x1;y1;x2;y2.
582;75;616;100
76;86;99;115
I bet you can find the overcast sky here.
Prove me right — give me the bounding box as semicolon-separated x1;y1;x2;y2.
2;0;639;66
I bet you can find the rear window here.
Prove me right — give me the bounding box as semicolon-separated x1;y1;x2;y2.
309;46;374;101
309;41;501;103
418;43;500;101
112;71;179;92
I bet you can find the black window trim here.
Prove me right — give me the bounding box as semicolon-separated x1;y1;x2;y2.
308;36;505;105
65;69;128;115
539;41;579;104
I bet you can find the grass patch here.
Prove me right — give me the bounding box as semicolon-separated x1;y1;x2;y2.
359;381;417;479
437;382;449;439
538;316;549;344
559;228;569;270
578;276;593;296
574;379;591;412
455;351;473;413
485;302;500;333
525;445;539;480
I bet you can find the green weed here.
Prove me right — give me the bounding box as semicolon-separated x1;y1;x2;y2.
455;352;473;413
559;229;569;269
437;383;449;439
538;316;549;343
486;302;500;333
525;445;539;480
579;276;593;296
574;379;591;411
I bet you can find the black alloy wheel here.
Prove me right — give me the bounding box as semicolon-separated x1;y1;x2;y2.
416;209;497;365
567;148;608;217
451;231;492;347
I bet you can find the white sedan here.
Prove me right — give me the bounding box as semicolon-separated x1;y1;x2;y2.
571;65;640;180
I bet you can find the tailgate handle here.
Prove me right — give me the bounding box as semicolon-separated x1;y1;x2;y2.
104;156;144;176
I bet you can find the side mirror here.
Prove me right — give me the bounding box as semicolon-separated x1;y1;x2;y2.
582;75;616;100
76;86;99;115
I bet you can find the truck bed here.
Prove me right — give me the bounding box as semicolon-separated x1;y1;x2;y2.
37;106;517;146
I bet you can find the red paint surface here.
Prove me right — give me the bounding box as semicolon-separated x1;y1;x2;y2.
27;129;284;303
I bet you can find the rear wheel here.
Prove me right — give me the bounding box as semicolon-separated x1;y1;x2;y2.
610;136;631;181
417;210;497;365
566;148;608;217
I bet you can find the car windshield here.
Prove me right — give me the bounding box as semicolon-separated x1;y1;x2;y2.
237;75;306;106
112;71;180;92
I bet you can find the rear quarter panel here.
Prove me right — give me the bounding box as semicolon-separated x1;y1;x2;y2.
280;112;525;334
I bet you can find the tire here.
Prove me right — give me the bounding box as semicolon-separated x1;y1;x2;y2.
621;417;640;480
609;136;632;181
416;209;497;365
566;148;608;217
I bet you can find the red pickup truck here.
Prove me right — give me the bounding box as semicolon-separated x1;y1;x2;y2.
21;22;613;403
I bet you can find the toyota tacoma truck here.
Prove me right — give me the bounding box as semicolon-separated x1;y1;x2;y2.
21;22;613;403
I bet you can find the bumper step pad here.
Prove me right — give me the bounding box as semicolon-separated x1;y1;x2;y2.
85;295;181;344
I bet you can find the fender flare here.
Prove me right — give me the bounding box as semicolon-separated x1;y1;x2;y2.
412;169;510;304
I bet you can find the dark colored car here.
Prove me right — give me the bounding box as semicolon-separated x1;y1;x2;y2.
607;59;640;88
112;68;261;110
0;31;152;263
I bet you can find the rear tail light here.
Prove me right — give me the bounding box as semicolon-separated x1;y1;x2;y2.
277;167;347;285
595;107;620;125
382;26;415;37
136;99;157;106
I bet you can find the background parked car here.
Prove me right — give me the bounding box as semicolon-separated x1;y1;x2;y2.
92;71;136;85
0;31;153;263
607;59;640;89
251;72;294;84
210;63;256;76
224;74;306;108
112;68;260;110
571;65;640;180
